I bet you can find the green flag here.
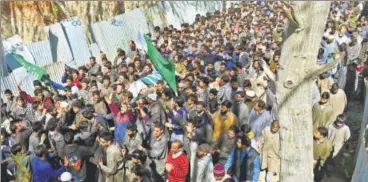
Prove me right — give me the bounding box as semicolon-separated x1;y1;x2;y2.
11;53;49;82
143;35;177;94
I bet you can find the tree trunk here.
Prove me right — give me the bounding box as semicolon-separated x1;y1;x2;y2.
276;2;331;182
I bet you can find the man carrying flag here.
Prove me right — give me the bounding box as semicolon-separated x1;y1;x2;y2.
11;53;54;109
136;32;178;95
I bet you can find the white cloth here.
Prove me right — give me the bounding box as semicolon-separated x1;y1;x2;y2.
328;124;351;157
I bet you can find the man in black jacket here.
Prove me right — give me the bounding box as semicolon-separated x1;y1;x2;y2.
61;132;94;182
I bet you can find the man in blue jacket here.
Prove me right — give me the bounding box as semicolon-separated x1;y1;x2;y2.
31;145;68;182
224;135;261;182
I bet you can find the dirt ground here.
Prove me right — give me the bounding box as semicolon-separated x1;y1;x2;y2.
321;100;365;182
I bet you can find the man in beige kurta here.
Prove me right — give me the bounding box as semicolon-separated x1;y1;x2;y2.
313;93;334;130
259;121;280;182
329;84;347;121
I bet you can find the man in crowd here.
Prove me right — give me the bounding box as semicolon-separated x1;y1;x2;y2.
313;92;334;130
224;135;261;182
313;127;333;182
259;120;280;182
165;140;189;182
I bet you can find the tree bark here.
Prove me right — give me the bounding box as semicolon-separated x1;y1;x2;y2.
276;2;331;182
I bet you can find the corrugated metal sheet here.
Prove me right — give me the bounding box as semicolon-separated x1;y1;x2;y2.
164;1;220;29
26;40;54;67
89;43;102;64
121;9;149;41
1;73;18;99
146;1;220;30
61;17;91;67
47;23;74;63
145;3;168;28
90;10;148;61
1;71;36;99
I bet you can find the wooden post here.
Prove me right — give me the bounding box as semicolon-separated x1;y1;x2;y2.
276;2;331;182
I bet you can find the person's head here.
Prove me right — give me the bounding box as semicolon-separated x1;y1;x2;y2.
34;88;44;101
209;88;218;100
64;86;72;97
4;89;13;101
153;123;164;138
162;88;173;101
187;95;198;106
243;79;252;90
72;100;82;113
89;56;96;66
132;165;146;181
231;78;239;89
123;91;134;103
92;91;101;102
15;96;25;108
60;172;73;182
170;140;183;154
174;96;185;108
235;91;245;103
10;119;24;134
114;84;123;94
1;128;8;144
196;143;212;158
71;70;79;80
187;118;200;132
99;132;113;148
236;135;251;149
213;164;226;180
314;127;328;140
219;63;227;73
78;120;89;133
196;101;206;113
220;75;230;86
206;62;214;71
129;40;136;49
131;149;147;165
11;143;26;155
335;114;347;127
271;120;280;133
102;75;110;86
320;92;330;105
118;50;127;58
126;123;137;137
228;125;239;139
240;123;252;136
32;122;43;134
255;100;266;113
235;46;243;56
34;144;48;158
199;77;209;88
146;94;157;104
221;100;232;114
134;60;141;68
144;65;153;74
64;132;75;145
330;83;339;94
120;103;131;114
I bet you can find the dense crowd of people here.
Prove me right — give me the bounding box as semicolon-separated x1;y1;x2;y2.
1;1;365;182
